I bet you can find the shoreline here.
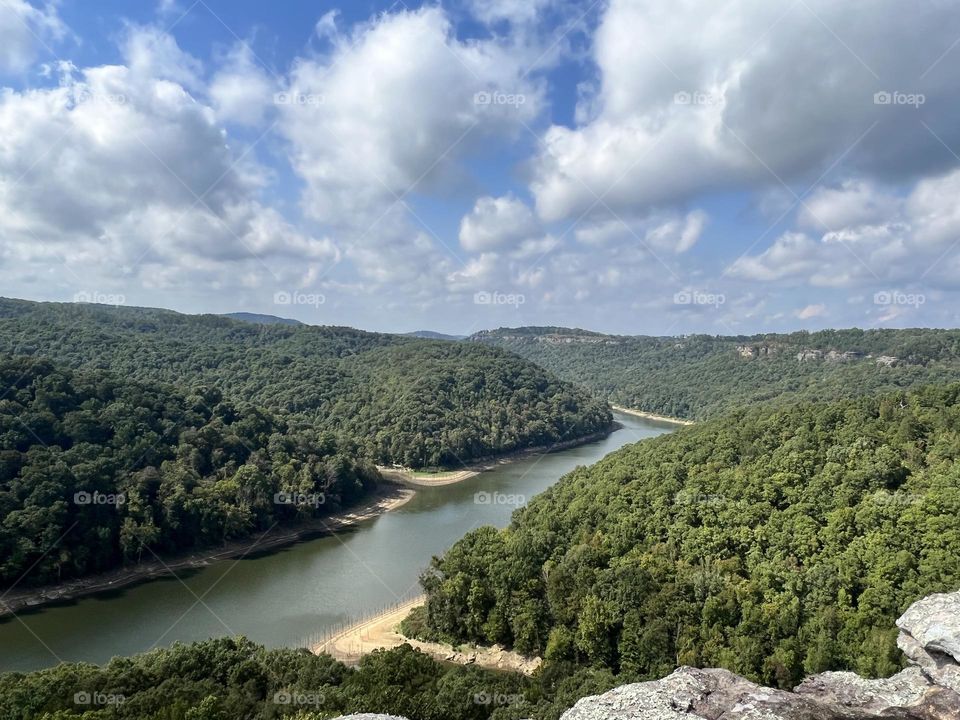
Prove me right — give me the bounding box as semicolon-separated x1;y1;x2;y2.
377;424;619;487
0;425;617;617
611;405;695;426
312;597;542;675
0;484;415;619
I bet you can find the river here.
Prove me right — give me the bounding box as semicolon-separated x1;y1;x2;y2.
0;412;672;672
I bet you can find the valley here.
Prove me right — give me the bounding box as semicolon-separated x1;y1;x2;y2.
3;1;959;717
0;411;669;673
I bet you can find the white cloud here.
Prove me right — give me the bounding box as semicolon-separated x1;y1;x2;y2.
459;194;539;252
275;6;546;288
156;0;180;17
279;7;542;227
315;10;339;40
729;232;822;283
123;24;204;92
0;28;335;299
647;209;707;254
0;0;66;73
730;169;960;289
574;210;708;254
464;0;552;26
210;44;275;127
800;181;898;231
796;303;827;320
907;170;960;248
531;0;960;223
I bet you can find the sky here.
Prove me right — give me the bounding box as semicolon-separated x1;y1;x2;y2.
1;0;960;336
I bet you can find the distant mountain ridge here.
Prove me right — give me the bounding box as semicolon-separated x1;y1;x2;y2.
404;330;466;340
470;325;960;419
223;311;303;326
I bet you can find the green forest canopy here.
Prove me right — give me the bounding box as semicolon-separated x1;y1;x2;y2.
0;299;612;468
0;636;627;720
0;356;379;587
471;326;960;420
0;639;526;720
421;384;960;688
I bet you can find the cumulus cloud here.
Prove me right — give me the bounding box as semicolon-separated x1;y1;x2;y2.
278;7;543;227
210;44;276;127
729;169;960;289
123;24;204;92
0;28;335;300
531;0;960;223
799;180;899;231
647;210;708;254
0;0;67;73
272;6;548;291
574;210;708;254
459;195;540;252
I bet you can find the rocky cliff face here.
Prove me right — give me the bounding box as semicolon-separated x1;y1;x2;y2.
334;590;960;720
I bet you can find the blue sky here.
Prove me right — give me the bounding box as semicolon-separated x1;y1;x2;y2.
1;0;960;335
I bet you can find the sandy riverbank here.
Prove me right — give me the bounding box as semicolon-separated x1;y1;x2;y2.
611;405;695;426
0;484;414;618
313;597;542;675
377;425;618;487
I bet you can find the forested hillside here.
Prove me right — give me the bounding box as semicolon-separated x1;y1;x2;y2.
0;299;611;467
420;385;960;688
0;357;379;587
0;635;630;720
0;639;531;720
471;327;960;420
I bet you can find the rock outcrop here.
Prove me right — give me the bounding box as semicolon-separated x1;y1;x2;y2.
335;590;960;720
897;591;960;696
560;589;960;719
